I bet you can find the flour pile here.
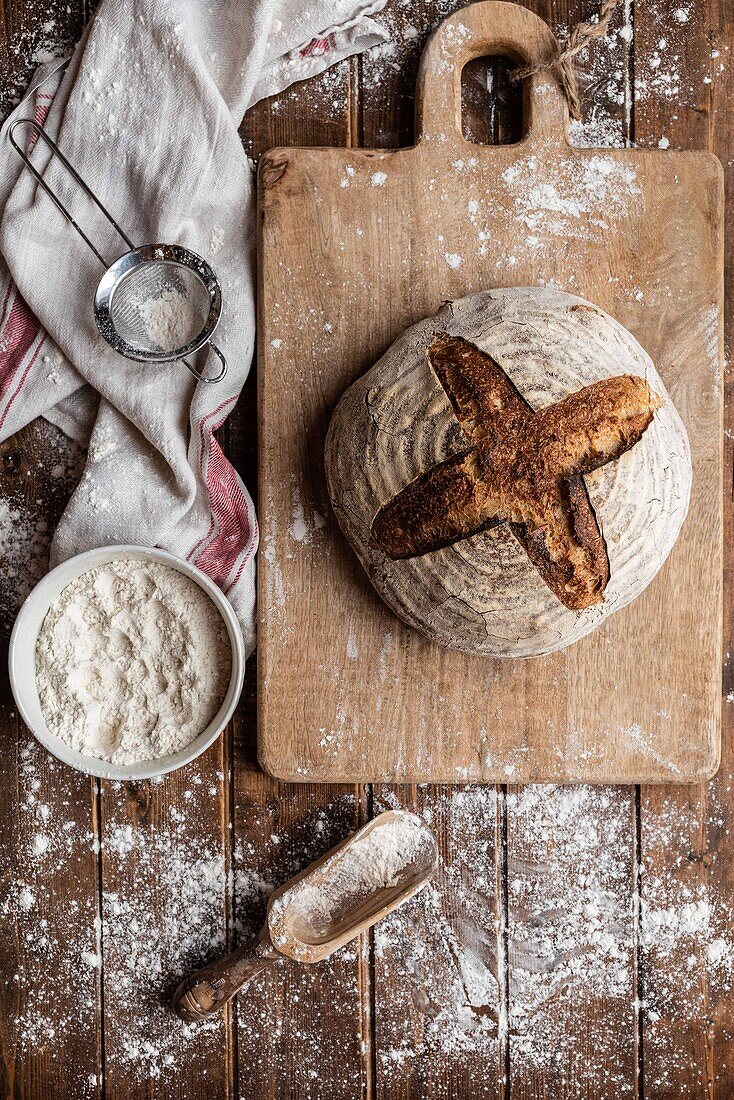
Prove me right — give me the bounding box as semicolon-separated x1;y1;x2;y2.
270;811;434;948
35;558;231;765
136;283;206;354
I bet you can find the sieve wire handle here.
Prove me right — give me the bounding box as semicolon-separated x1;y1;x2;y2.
8;119;136;268
183;342;228;384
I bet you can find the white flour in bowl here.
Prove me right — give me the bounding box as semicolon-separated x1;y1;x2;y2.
35;558;231;765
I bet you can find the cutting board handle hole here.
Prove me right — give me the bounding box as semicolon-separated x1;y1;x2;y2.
461;56;525;146
415;2;569;147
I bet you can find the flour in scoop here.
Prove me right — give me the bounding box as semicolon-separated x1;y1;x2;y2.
35;559;231;765
270;812;433;946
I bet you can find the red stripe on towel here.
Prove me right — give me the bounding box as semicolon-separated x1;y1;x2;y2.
187;395;256;589
187;396;237;561
0;93;55;433
0;290;45;433
195;433;257;586
299;33;336;58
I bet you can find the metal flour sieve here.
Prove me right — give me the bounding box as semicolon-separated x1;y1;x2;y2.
8;119;227;384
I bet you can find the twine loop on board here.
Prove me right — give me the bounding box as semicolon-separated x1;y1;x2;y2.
510;0;621;120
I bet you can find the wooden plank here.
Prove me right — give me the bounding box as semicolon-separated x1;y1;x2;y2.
0;6;236;1099
708;0;734;1078
504;6;639;1096
257;0;722;785
462;56;522;145
634;0;734;1093
506;785;638;1097
0;420;101;1099
232;72;371;1100
0;9;101;1098
360;8;504;1097
0;0;85;118
371;784;504;1100
99;749;234;1099
241;61;356;161
231;760;369;1099
360;0;468;149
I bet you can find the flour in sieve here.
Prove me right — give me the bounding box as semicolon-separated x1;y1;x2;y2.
35;559;231;765
138;286;203;353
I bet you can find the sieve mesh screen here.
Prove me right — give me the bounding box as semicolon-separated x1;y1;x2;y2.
109;260;211;355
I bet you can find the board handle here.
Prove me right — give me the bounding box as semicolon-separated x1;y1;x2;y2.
416;0;568;147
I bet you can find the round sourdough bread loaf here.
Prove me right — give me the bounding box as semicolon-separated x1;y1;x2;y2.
324;287;692;658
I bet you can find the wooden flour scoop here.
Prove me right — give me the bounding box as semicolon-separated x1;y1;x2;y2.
172;809;438;1021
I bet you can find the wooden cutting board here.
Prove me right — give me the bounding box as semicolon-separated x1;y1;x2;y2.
257;1;723;785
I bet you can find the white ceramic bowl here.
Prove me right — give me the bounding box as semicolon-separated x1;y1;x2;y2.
8;545;245;781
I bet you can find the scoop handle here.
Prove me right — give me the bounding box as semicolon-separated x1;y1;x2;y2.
172;931;281;1021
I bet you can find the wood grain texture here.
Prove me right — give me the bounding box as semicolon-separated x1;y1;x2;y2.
257;0;723;785
0;422;100;1100
371;784;505;1100
0;0;84;117
235;77;372;1100
230;763;371;1099
1;1;733;1097
506;785;638;1098
98;752;233;1100
634;0;734;1094
503;7;640;1098
0;9;98;1093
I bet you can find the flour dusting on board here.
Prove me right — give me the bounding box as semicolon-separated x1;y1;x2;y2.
501;154;641;239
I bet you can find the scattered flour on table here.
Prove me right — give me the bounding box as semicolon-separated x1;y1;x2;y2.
357;0;722;153
4;771;734;1093
35;559;231;765
1;16;74;114
0;499;51;614
241;62;351;158
372;784;734;1095
0;429;83;621
372;786;501;1091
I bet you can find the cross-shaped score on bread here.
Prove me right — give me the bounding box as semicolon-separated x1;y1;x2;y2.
371;334;661;611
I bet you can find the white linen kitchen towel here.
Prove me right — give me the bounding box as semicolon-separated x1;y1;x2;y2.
0;0;388;654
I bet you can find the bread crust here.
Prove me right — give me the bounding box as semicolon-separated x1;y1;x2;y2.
371;334;659;611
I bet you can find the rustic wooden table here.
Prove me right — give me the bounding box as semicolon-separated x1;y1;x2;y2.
0;0;732;1096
